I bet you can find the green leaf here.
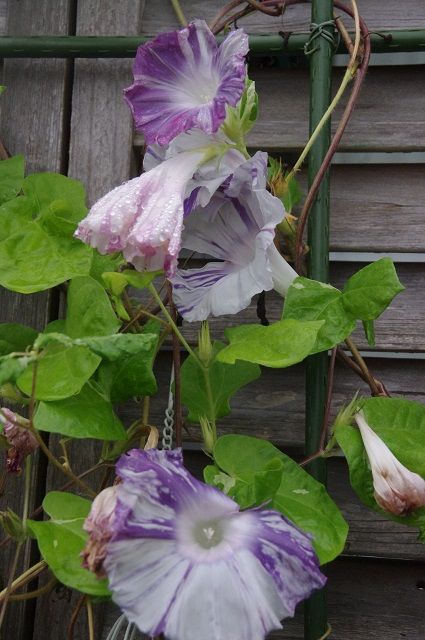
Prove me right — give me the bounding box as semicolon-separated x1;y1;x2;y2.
342;258;404;321
282;277;356;353
0;155;25;205
65;276;120;339
75;333;158;361
335;397;425;530
217;319;324;368
27;492;110;596
362;319;376;347
181;341;261;423
0;323;37;356
17;344;100;401
96;331;158;403
223;78;258;141
89;252;124;283
0;354;35;386
34;381;126;440
212;435;348;564
0;173;92;293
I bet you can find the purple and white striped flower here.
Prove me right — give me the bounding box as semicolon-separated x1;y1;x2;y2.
101;448;325;640
170;152;298;321
75;150;206;276
124;20;248;146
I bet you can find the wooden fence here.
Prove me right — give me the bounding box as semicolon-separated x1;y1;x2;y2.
0;0;424;638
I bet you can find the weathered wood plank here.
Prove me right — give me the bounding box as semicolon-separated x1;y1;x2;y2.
134;66;425;152
172;262;425;352
141;0;425;33
136;354;425;450
329;164;425;253
67;1;146;205
98;556;425;640
0;2;72;638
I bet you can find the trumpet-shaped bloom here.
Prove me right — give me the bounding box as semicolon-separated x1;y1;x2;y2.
0;408;38;473
75;150;205;276
124;20;248;146
355;411;425;516
170;152;297;321
101;448;325;640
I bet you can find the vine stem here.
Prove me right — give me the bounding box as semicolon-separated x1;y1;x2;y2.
67;594;86;640
169;0;187;27
0;453;33;630
344;337;382;396
0;561;46;602
288;0;361;179
86;597;95;640
148;284;199;363
168;283;183;448
7;576;57;602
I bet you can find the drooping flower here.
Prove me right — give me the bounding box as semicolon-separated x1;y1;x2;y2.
75;150;206;276
82;485;118;578
124;20;248;146
0;408;38;474
170;152;298;321
355;411;425;516
100;448;325;640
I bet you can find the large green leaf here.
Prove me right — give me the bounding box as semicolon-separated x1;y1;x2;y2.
211;435;348;564
282;277;356;353
0;323;37;356
342;258;404;321
27;492;110;596
335;397;425;530
17;344;100;401
0;155;25;204
181;341;261;423
65;276;120;338
217;319;323;368
0;173;92;293
34;381;126;440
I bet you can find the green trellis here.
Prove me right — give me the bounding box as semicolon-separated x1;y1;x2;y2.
1;6;424;638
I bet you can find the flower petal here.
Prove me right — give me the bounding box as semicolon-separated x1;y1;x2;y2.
124;20;248;145
76;150;204;275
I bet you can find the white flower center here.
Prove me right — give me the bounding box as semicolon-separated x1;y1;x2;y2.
193;520;224;549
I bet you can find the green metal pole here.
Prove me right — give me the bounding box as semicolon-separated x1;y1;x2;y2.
0;31;423;57
304;1;334;639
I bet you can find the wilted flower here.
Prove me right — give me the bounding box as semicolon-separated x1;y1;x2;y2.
0;408;38;474
124;20;248;146
355;411;425;516
82;485;118;578
170;152;298;321
75;150;206;276
100;448;325;640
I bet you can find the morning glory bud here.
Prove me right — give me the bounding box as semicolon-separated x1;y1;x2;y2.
355;411;425;516
198;321;213;366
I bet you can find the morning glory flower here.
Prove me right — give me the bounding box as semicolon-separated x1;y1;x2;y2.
124;20;248;146
98;448;325;640
82;485;118;578
170;152;298;321
75;150;206;276
355;411;425;516
0;408;38;474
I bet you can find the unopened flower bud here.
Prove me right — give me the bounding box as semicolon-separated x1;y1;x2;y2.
82;485;118;578
198;321;213;366
199;416;216;454
0;408;38;474
0;508;27;543
355;411;425;516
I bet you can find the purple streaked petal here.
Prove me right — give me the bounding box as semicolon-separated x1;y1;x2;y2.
101;449;325;640
124;20;248;146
